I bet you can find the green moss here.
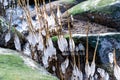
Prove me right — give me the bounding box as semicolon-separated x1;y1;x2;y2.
96;0;116;7
61;0;75;3
68;0;118;15
52;35;69;42
0;55;58;80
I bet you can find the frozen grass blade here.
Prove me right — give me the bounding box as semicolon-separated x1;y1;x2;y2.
85;24;91;79
49;0;52;14
57;12;67;53
57;5;62;35
90;34;99;77
85;25;89;64
67;12;76;66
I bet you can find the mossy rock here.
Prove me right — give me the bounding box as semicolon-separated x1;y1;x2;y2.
0;48;58;80
63;0;120;30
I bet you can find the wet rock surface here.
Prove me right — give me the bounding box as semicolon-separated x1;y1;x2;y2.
76;2;120;31
62;19;117;34
63;0;120;31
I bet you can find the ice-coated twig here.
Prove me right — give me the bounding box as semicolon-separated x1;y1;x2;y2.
90;34;99;77
85;25;91;79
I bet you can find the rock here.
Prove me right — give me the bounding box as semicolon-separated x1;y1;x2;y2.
51;33;120;79
63;0;120;30
0;3;5;16
52;32;120;64
0;47;58;80
73;33;120;64
30;0;80;17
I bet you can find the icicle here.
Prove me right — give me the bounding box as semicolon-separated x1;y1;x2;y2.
47;12;55;28
71;65;83;80
57;35;68;52
27;32;37;47
3;0;8;8
43;11;48;21
78;43;85;51
71;15;74;22
42;49;49;68
14;34;21;51
103;72;109;80
69;38;75;52
94;74;98;80
57;6;61;19
23;42;31;57
90;76;94;80
0;0;2;3
47;37;54;48
97;68;105;78
78;43;85;55
37;42;44;51
32;20;40;31
57;5;62;25
42;29;46;36
114;65;120;80
42;46;56;68
37;34;44;51
90;61;95;77
5;32;11;43
52;66;56;72
85;26;91;79
21;21;28;31
85;62;91;78
108;52;113;64
46;16;51;26
48;46;56;61
37;36;44;51
113;49;120;80
61;57;69;74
